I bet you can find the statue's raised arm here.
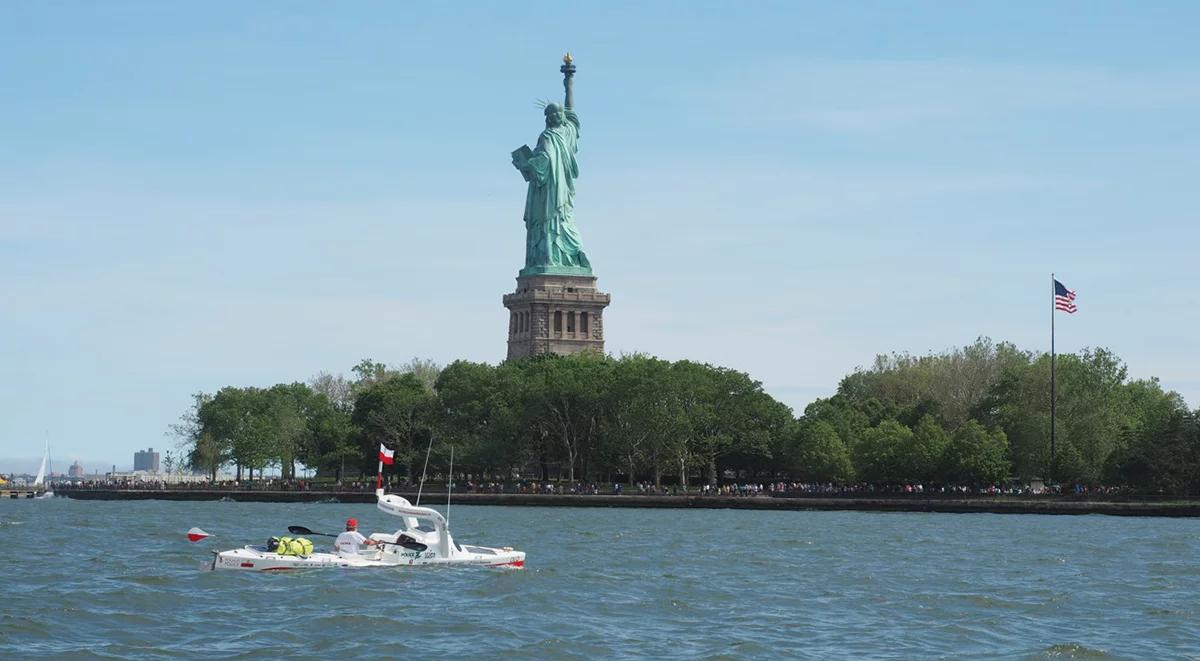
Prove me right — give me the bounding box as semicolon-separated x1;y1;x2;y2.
562;52;575;110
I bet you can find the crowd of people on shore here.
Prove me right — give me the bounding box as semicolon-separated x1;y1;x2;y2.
53;478;369;492
52;477;1130;498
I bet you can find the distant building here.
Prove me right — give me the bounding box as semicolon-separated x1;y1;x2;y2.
134;448;160;473
69;461;84;478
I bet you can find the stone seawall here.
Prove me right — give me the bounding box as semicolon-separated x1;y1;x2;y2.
55;489;1200;517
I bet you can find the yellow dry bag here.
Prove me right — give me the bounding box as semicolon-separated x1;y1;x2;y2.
273;536;314;556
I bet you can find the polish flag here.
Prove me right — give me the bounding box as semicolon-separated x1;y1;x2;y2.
379;444;395;465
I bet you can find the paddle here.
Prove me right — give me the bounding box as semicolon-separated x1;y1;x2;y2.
287;525;428;552
288;525;335;538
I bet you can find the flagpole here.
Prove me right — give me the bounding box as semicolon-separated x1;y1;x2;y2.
377;458;384;490
1050;272;1056;481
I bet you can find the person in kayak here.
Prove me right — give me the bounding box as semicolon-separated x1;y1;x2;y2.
333;518;378;557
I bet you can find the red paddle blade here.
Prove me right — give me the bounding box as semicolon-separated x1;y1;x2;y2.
187;527;212;542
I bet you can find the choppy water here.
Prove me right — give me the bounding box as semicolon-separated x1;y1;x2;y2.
2;498;1198;659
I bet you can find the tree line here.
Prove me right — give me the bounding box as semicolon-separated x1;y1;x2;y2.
174;339;1200;494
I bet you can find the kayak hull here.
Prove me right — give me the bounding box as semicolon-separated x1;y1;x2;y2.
209;489;526;571
211;545;525;571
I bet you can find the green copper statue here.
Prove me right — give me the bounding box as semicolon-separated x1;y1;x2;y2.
512;53;592;276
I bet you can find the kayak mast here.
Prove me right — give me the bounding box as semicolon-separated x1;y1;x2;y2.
446;445;453;528
415;431;435;506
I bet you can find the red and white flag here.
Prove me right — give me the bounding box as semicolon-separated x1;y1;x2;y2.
379;444;395;465
1054;279;1077;314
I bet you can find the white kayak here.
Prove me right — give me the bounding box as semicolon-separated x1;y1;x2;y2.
210;489;525;571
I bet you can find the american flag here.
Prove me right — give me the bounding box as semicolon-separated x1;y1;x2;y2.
1054;279;1077;313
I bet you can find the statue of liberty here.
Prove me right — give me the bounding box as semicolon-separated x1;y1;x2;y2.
511;53;591;276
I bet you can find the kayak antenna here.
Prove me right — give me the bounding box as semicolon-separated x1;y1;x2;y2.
446;445;454;528
415;430;434;507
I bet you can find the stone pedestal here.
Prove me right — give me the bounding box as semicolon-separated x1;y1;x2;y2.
503;273;610;359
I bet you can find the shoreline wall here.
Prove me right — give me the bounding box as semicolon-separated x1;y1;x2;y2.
52;489;1200;517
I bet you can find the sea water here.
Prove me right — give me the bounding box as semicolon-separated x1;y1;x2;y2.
1;498;1198;658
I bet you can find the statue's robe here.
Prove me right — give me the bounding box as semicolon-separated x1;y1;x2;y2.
523;109;590;271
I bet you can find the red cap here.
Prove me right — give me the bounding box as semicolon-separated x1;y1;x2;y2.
346;518;358;528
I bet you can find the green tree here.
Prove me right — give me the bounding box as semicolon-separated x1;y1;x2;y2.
712;367;793;481
307;398;355;481
853;419;912;484
173;338;1195;492
308;371;353;411
658;360;726;489
228;389;281;483
351;373;434;481
790;419;855;482
601;354;674;483
351;358;395;390
172;391;230;480
1052;348;1131;481
841;337;1030;431
400;357;442;393
943;420;1009;486
265;383;313;480
803;396;871;451
307;371;357;481
900;415;951;483
192;432;226;481
198;387;254;482
520;352;611;483
975;355;1050;480
1052;441;1088;485
436;360;525;480
1104;397;1199;495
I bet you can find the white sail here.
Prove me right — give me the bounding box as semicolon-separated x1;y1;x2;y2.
34;449;47;486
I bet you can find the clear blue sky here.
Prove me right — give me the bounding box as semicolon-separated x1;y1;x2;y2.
2;2;1197;473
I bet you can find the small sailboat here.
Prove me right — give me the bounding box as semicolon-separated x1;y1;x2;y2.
33;442;54;499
